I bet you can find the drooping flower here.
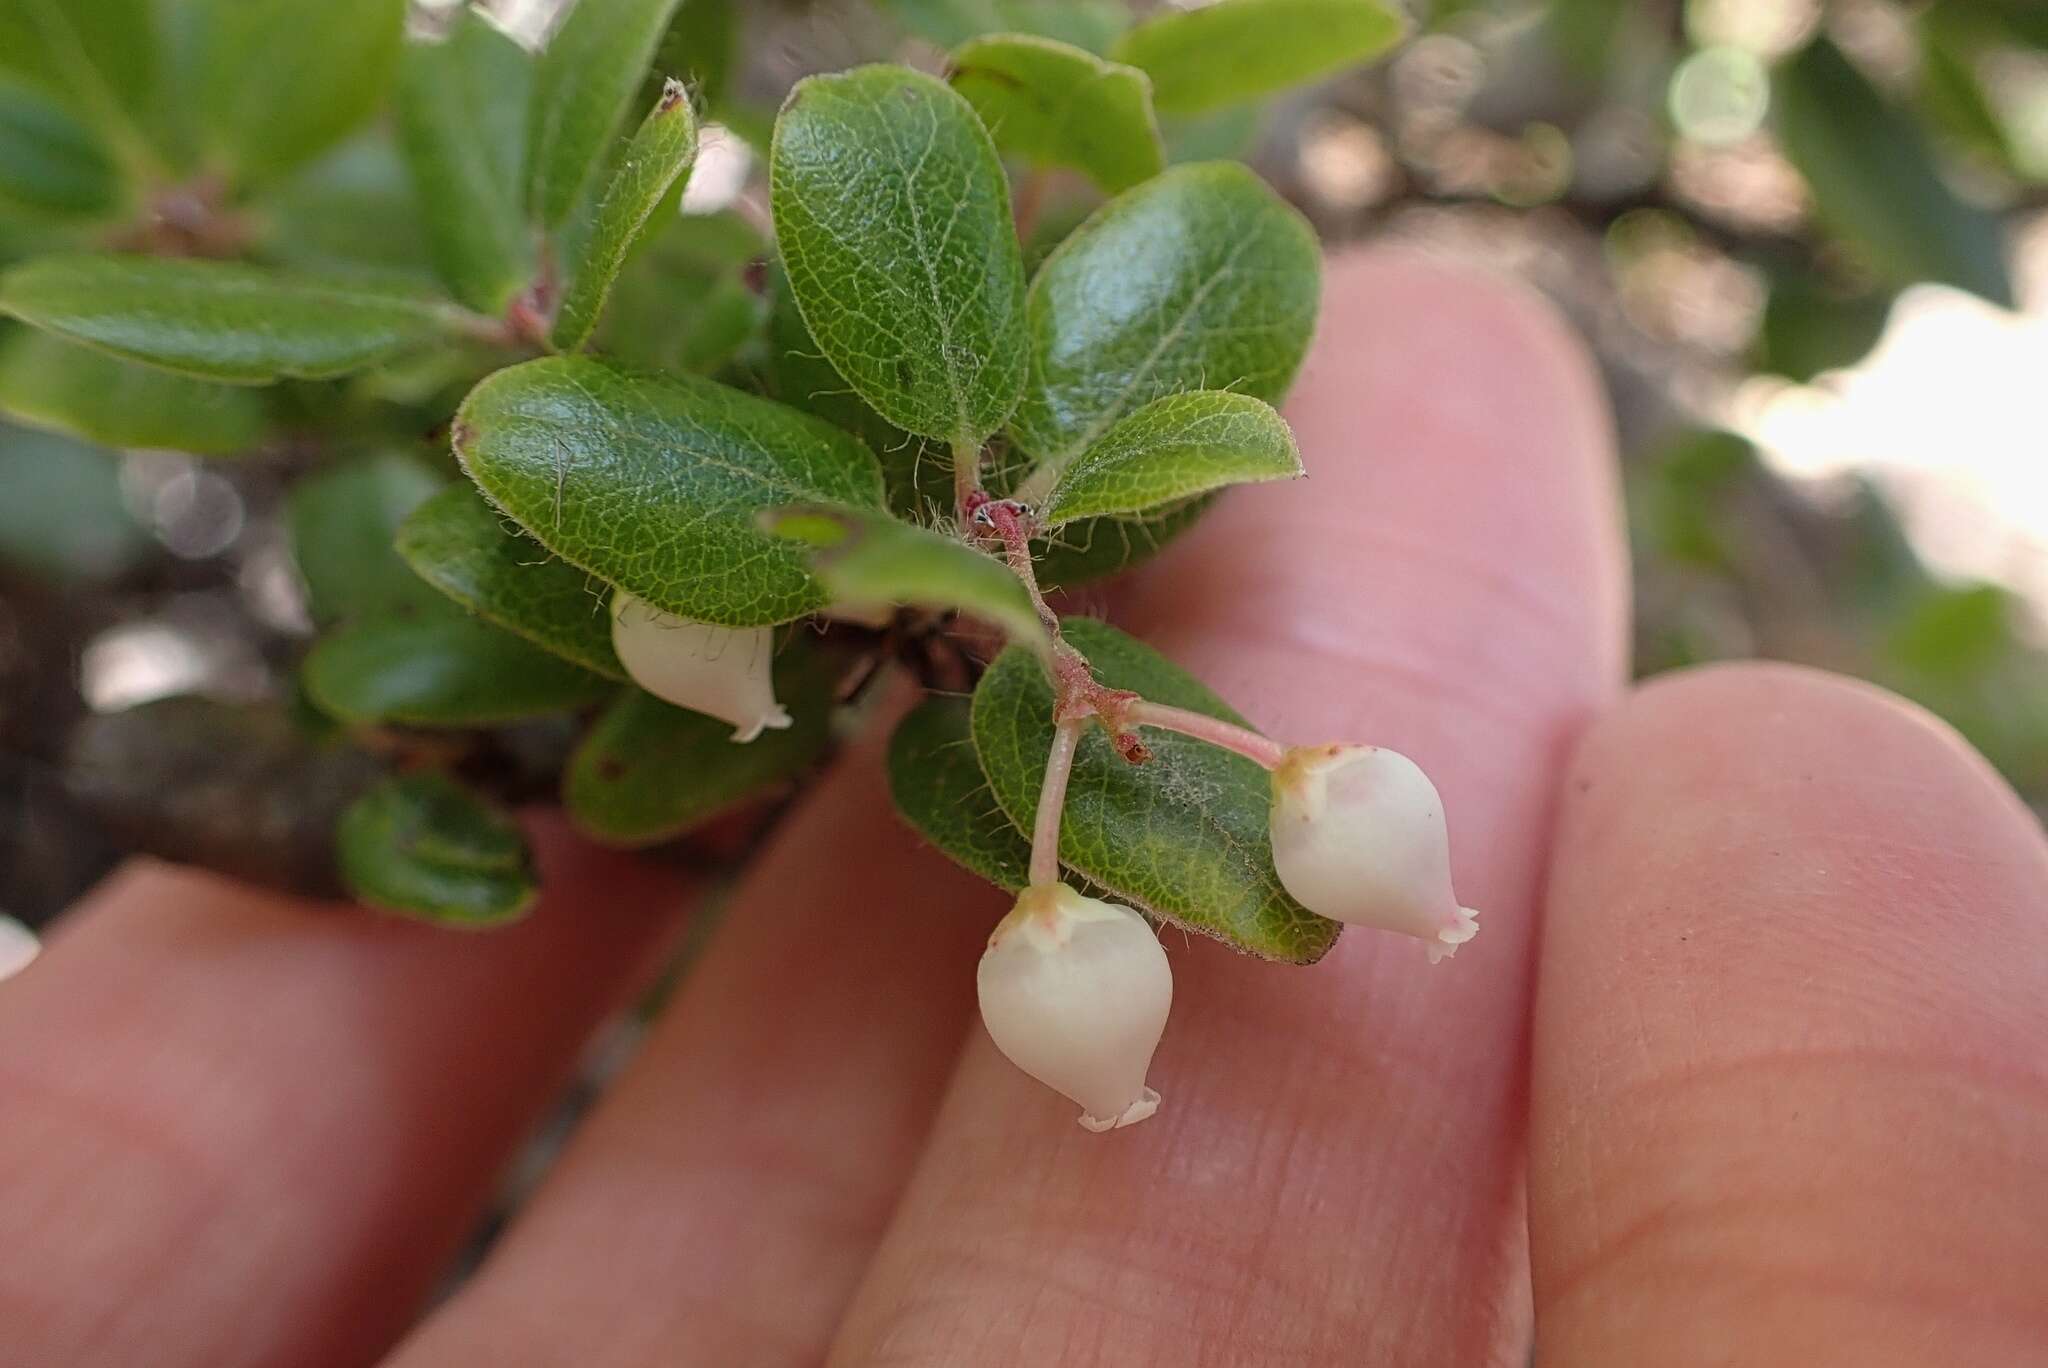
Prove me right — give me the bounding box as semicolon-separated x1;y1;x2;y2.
1269;744;1479;963
976;882;1172;1132
610;590;791;742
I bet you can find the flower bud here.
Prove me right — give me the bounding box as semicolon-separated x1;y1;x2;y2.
610;590;791;742
976;883;1172;1132
1269;745;1479;962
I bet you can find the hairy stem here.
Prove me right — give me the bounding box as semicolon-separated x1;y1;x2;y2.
953;439;984;525
1128;700;1289;770
1030;716;1083;887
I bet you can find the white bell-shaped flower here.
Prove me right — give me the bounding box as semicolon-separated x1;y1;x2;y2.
977;882;1172;1132
1269;745;1479;963
610;590;791;742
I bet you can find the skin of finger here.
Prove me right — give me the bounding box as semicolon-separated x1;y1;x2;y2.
826;248;1630;1367
0;819;687;1368
381;712;997;1368
1530;664;2048;1366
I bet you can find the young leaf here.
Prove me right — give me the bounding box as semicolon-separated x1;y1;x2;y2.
187;0;407;184
395;9;535;314
771;64;1028;445
0;254;462;384
303;599;614;727
947;34;1163;192
764;505;1048;649
1038;390;1300;528
552;81;700;352
526;0;686;231
0;328;267;455
1009;161;1319;471
1110;0;1407;115
565;646;837;847
972;616;1341;962
1774;36;2013;308
396;485;625;681
287;450;446;624
0;82;120;221
454;356;887;627
337;772;537;925
887;695;1032;890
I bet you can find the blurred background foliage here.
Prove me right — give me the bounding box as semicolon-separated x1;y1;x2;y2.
3;0;2045;931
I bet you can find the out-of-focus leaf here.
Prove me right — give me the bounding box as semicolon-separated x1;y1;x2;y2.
304;601;613;726
287;450;445;624
771;64;1028;445
0;419;146;581
948;33;1163;192
0;327;267;454
0;254;461;383
564;645;837;846
526;0;686;230
396;10;535;314
0;81;120;221
598;209;767;375
454;356;887;626
1039;390;1299;527
0;0;158;160
1110;0;1406;114
972;616;1341;962
252;137;438;282
1774;36;2014;307
1755;273;1897;383
1159;104;1263;163
187;0;406;184
395;484;626;680
337;772;537;925
553;81;699;352
642;0;737;112
887;695;1031;888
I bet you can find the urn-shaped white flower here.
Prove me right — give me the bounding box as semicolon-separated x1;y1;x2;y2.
610;590;791;742
976;882;1172;1132
1269;745;1479;963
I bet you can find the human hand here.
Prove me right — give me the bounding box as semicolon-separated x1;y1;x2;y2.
4;251;2043;1368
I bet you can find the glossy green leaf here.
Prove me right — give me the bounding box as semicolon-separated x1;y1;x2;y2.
0;327;267;454
0;254;460;384
764;504;1048;648
565;645;837;846
1774;36;2014;307
287;450;445;624
948;34;1162;192
887;695;1032;889
0;419;147;581
771;64;1028;445
0;0;157;162
1039;390;1298;527
304;599;613;727
527;0;685;230
396;10;535;314
454;356;886;627
188;0;406;184
553;81;700;351
1111;0;1406;114
972;616;1340;962
395;484;626;680
1009;161;1320;471
337;773;537;925
0;81;120;221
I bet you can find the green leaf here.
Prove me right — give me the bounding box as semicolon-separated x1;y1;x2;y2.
641;0;737;113
770;64;1028;445
948;34;1162;192
1774;36;2014;307
0;80;120;221
0;254;461;384
395;484;626;681
304;599;614;727
287;450;445;624
972;616;1341;962
1039;390;1298;527
565;645;837;846
0;0;157;167
0;418;147;581
251;137;438;282
337;772;537;925
1032;492;1212;588
188;0;406;184
764;504;1048;648
599;209;767;375
453;356;887;627
553;81;700;352
0;327;267;454
1111;0;1406;114
1755;272;1897;384
887;695;1032;888
396;10;535;314
527;0;686;231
